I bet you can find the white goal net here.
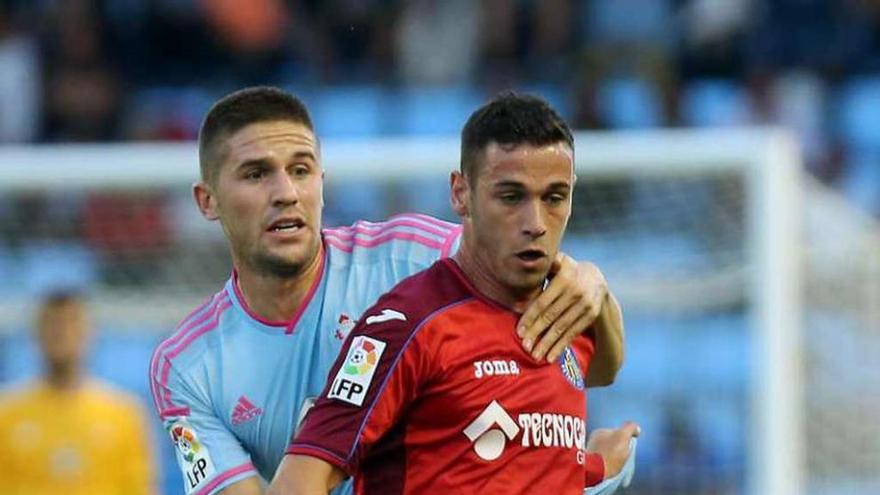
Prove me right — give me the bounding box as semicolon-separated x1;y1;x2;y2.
1;128;877;495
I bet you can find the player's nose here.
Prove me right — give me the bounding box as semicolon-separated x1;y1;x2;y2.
520;200;547;238
270;172;300;206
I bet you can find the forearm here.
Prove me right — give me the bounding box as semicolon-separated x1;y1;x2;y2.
218;476;264;495
586;292;624;387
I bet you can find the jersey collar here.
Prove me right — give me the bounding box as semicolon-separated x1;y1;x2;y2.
228;243;328;334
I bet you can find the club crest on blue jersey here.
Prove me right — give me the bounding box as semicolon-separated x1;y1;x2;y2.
334;313;355;340
559;347;584;390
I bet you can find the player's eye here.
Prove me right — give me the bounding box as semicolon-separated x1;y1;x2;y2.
243;168;267;181
292;165;311;177
546;193;567;206
499;192;522;204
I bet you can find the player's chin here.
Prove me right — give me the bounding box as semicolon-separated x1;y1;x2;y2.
257;245;316;275
505;268;548;292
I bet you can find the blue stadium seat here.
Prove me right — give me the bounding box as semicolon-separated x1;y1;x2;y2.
397;86;483;135
691;395;746;467
518;84;570;121
584;0;673;44
586;393;665;464
309;86;387;138
680;79;751;127
667;315;749;392
397;178;455;221
597;77;662;128
20;242;98;296
128;87;216;137
840;150;880;217
322;181;388;226
836;75;880;151
0;246;20;296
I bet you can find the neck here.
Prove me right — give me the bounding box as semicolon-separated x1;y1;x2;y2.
453;242;541;314
235;246;324;322
44;364;83;391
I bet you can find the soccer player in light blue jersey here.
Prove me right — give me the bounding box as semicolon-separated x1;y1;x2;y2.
149;87;628;495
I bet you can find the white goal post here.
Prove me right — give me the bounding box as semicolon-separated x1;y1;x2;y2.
0;128;804;494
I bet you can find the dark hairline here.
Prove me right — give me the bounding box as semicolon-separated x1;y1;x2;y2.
459;92;574;185
463;139;574;185
199;116;315;184
198;86;314;184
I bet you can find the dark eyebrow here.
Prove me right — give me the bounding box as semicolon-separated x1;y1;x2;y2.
546;181;572;191
290;150;317;162
236;150;317;170
492;180;526;190
237;158;271;170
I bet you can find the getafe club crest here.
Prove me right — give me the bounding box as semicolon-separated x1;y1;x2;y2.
559;346;585;390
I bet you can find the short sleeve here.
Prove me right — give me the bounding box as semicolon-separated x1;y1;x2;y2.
150;360;258;495
287;309;434;474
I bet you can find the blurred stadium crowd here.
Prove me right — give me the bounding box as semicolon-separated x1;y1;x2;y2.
0;0;879;216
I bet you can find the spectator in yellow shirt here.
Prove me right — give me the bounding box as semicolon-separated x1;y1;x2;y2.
0;290;157;495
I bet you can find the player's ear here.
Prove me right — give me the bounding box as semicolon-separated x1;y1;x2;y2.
450;171;470;218
193;181;220;221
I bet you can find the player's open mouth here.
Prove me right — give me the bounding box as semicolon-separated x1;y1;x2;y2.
267;218;305;233
516;249;546;262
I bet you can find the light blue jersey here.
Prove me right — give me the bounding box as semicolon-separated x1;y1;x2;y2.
149;214;461;495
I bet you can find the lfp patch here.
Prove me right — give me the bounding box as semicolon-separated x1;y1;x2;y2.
559;346;585;390
328;336;386;406
168;421;216;494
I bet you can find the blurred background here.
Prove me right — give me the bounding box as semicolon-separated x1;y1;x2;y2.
0;0;878;494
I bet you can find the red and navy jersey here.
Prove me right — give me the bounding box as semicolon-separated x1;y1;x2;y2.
289;259;602;495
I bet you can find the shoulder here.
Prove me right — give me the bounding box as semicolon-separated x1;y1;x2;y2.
86;379;144;408
0;380;39;415
150;290;233;376
148;290;232;415
322;213;462;265
355;260;472;338
85;380;150;418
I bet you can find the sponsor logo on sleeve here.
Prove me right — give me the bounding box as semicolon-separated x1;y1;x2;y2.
365;309;406;325
168;421;216;494
328;336;387;406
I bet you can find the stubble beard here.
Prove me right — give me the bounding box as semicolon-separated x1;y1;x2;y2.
249;238;319;279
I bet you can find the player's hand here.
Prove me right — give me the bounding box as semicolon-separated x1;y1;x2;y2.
517;253;608;362
586;421;641;479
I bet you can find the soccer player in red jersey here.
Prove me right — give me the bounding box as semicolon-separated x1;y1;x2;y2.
269;93;639;495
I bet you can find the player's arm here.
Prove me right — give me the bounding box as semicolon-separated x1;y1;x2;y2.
217;477;264;495
584;291;624;387
271;302;434;494
267;455;345;495
584;421;640;490
518;254;625;384
149;356;262;495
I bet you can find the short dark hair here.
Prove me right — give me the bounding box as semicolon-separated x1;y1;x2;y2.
36;289;84;326
460;92;574;183
198;86;314;183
